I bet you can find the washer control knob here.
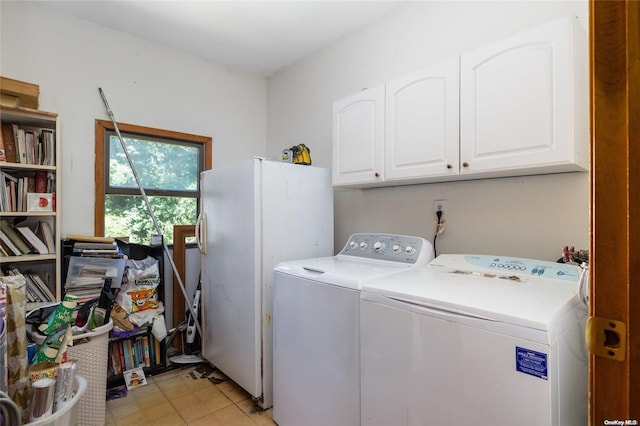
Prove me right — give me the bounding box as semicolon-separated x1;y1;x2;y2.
360;242;368;250
349;241;358;250
373;241;385;253
405;245;416;255
392;244;402;254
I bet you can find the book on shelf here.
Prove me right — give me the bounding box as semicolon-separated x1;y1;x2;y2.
24;130;35;165
118;342;126;373
132;337;140;368
1;122;17;163
34;170;47;193
39;221;55;253
138;336;147;368
13;124;26;164
123;339;132;371
16;176;23;211
25;274;48;302
0;219;33;254
148;334;156;365
1;171;17;212
0;229;22;255
16;225;48;254
27;271;55;301
1;266;54;303
142;335;151;367
0;120;5;162
41;129;55;166
111;341;122;375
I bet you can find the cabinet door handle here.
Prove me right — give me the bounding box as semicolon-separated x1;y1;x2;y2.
447;164;453;169
462;162;469;168
374;172;380;177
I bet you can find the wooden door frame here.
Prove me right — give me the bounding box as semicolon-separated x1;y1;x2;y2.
590;0;639;422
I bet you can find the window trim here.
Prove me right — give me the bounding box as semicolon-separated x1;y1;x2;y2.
95;119;212;238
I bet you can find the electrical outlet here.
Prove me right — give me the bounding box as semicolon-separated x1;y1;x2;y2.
434;199;446;221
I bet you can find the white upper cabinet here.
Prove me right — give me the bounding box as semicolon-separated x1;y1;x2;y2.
332;85;385;186
332;15;588;188
385;57;460;182
459;16;588;178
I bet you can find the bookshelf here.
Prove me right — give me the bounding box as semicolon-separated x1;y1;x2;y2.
114;240;167;388
0;105;61;308
61;239;167;388
106;241;167;388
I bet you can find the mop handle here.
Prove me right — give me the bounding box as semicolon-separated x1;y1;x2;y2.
98;88;203;338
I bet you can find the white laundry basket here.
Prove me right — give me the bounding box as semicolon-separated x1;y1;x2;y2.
26;376;87;426
66;320;113;426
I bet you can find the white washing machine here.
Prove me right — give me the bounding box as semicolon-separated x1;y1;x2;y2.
360;254;588;426
272;233;434;426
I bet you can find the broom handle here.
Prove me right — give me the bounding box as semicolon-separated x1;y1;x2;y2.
98;88;203;339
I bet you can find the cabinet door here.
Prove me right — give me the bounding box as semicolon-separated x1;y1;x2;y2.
332;85;384;186
385;57;460;182
460;16;588;177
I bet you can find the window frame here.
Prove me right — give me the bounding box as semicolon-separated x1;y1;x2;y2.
94;119;212;239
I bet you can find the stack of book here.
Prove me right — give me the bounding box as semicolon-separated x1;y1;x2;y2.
64;235;125;303
1;265;56;303
72;241;120;257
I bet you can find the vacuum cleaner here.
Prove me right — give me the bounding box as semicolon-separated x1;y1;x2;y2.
168;280;203;364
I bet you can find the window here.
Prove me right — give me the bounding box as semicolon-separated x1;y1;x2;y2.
95;120;211;244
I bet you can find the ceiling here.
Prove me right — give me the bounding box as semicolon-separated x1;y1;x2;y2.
36;0;401;77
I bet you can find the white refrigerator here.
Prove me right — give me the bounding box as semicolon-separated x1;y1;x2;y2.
199;158;334;409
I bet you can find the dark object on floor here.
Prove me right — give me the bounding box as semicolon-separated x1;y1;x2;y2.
106;385;128;401
194;364;216;377
191;364;227;384
208;376;226;385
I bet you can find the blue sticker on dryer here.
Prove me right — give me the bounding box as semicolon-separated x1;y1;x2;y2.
516;347;548;380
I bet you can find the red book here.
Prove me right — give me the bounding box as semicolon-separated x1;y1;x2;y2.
142;336;151;367
1;124;17;163
118;341;126;372
35;170;47;193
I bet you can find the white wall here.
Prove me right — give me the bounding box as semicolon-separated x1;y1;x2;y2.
267;1;590;261
0;1;268;238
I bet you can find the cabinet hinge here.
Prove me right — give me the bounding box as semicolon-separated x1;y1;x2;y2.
585;316;626;361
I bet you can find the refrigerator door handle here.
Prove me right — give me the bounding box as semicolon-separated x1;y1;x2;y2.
196;212;207;254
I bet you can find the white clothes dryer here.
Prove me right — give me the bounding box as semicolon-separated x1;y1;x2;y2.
360;254;588;426
272;233;434;426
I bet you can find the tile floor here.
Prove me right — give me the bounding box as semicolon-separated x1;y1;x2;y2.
105;365;276;426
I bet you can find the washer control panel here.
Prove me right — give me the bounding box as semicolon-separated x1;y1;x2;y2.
462;255;581;282
339;233;431;264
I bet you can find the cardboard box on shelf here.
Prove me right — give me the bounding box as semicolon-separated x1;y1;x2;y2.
0;76;39;109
